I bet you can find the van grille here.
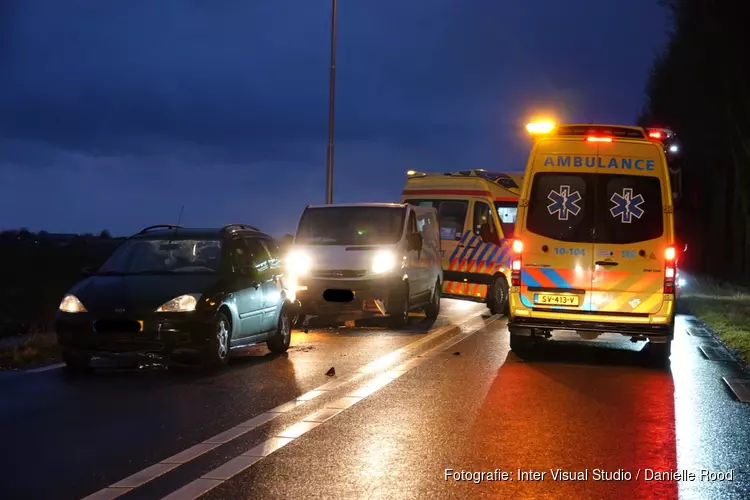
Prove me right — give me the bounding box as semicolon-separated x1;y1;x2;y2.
313;269;366;278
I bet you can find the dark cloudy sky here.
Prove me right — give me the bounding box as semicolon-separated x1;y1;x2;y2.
0;1;669;236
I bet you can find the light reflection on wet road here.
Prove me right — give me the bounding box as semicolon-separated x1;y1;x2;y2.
0;301;748;500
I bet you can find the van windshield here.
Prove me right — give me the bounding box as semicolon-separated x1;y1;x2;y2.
526;173;664;244
296;206;406;246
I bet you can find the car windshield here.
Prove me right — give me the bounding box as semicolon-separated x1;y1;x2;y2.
296;206;406;245
98;239;222;274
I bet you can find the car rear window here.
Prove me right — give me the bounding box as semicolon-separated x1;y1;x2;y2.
526;173;664;244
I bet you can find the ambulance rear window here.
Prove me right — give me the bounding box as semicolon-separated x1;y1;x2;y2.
526;173;664;244
596;174;663;244
526;173;594;243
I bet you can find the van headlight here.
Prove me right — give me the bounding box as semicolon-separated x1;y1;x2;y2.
156;294;202;312
287;250;312;276
371;251;396;274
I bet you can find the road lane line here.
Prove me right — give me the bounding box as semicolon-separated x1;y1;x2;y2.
26;362;65;373
160;314;500;500
80;310;485;500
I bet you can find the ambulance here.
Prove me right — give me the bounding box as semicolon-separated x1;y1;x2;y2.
508;123;680;366
401;169;522;314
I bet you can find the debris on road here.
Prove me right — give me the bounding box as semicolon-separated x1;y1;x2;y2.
326;367;336;376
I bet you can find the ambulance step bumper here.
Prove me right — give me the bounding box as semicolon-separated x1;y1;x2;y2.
509;318;674;340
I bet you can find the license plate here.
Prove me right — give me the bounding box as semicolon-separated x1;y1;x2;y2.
534;293;580;306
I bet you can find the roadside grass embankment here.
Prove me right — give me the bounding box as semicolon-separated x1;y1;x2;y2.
680;275;750;367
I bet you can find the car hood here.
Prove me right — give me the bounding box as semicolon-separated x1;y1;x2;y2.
67;274;220;315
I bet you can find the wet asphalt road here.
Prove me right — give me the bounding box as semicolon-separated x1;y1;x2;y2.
1;300;749;500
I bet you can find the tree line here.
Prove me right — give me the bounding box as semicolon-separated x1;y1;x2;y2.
639;0;750;284
0;229;124;336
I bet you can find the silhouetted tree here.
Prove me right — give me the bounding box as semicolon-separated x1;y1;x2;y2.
640;0;750;283
99;230;112;239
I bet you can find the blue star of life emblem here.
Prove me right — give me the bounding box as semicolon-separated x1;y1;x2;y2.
610;188;645;223
547;185;582;220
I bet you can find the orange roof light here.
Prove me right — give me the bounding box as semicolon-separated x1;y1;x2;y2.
526;121;555;135
586;136;613;143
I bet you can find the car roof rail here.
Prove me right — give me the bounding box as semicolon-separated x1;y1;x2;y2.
221;223;261;233
136;225;184;235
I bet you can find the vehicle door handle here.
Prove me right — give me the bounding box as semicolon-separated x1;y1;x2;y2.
458;244;476;249
595;261;619;267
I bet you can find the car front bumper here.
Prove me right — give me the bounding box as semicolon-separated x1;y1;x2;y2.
56;311;215;359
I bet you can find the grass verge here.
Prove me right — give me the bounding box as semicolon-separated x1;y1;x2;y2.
681;275;750;366
0;333;60;370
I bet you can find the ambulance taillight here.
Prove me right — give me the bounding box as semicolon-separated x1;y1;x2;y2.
664;246;677;294
511;239;523;286
586;136;613;143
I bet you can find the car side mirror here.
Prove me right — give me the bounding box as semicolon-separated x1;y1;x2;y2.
478;223;495;244
408;232;423;252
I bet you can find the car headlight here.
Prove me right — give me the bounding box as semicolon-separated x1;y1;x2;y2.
371;251;396;274
59;294;87;313
156;294;202;312
287;250;312;276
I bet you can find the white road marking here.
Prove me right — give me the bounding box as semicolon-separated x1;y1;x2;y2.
80;310;486;500
161;314;499;500
26;362;65;373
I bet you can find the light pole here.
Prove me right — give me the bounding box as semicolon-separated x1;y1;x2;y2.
325;0;338;204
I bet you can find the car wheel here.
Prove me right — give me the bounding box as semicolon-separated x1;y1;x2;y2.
646;340;671;369
267;307;292;354
62;350;92;373
488;276;509;316
388;281;410;328
510;332;535;359
424;280;441;321
206;312;232;367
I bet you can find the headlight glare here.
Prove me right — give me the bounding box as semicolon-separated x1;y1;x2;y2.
287;250;312;276
156;294;202;312
371;251;396;274
59;294;87;313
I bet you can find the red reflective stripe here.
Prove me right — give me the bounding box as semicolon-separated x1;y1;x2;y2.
402;189;493;197
495;197;517;202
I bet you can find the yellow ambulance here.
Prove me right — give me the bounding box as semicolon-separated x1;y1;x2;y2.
401;169;522;314
508;123;679;366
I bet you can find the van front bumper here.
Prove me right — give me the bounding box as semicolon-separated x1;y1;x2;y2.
295;275;400;317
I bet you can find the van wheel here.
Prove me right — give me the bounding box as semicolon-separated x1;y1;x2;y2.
267;307;292;354
388;281;410;328
646;340;671;369
488;276;509;316
424;280;441;321
510;333;534;359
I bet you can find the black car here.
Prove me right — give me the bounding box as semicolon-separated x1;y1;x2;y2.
56;224;299;371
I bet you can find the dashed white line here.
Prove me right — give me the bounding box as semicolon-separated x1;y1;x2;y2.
26;362;65;373
80;311;486;500
160;314;499;500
